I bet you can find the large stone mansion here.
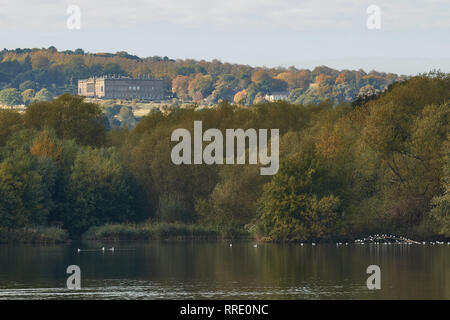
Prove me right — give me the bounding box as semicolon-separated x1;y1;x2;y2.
78;76;167;100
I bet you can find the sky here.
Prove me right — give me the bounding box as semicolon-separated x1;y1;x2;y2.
0;0;449;75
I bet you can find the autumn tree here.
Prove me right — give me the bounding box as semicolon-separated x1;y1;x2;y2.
171;75;190;100
233;89;247;104
188;74;214;101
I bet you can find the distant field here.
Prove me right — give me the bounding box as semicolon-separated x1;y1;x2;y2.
97;99;198;118
0;104;26;112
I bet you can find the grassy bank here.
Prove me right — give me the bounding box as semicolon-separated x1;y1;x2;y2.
0;227;69;244
82;222;250;241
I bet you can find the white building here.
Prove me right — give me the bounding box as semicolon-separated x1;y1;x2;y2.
265;91;290;102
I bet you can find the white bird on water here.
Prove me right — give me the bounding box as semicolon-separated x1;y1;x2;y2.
229;243;232;247
102;247;105;252
253;244;258;248
77;248;80;253
109;247;115;252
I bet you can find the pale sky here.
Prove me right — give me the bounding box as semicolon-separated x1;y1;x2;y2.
0;0;449;75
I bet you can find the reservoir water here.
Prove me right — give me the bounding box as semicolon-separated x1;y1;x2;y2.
0;241;448;299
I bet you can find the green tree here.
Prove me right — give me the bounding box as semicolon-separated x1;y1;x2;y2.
196;165;267;232
33;88;53;102
117;106;137;129
21;89;36;105
361;77;450;229
0;109;23;146
429;141;450;237
0;88;23;106
64;147;144;235
19;80;37;91
0;150;53;228
25;94;107;147
210;74;239;102
257;152;342;241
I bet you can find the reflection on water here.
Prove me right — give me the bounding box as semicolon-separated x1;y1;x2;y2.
0;241;448;299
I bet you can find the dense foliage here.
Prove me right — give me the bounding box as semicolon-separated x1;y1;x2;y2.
0;73;448;241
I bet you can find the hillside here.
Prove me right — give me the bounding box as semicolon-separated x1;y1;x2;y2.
0;47;406;107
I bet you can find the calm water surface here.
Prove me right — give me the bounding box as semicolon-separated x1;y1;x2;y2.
0;241;448;299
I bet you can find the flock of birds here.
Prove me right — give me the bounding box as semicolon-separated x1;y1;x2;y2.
77;234;449;253
228;234;450;248
309;234;449;246
350;234;450;245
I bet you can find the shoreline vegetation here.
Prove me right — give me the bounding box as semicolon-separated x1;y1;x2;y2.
0;222;448;244
0;72;449;245
0;226;69;244
0;223;251;244
82;223;249;241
